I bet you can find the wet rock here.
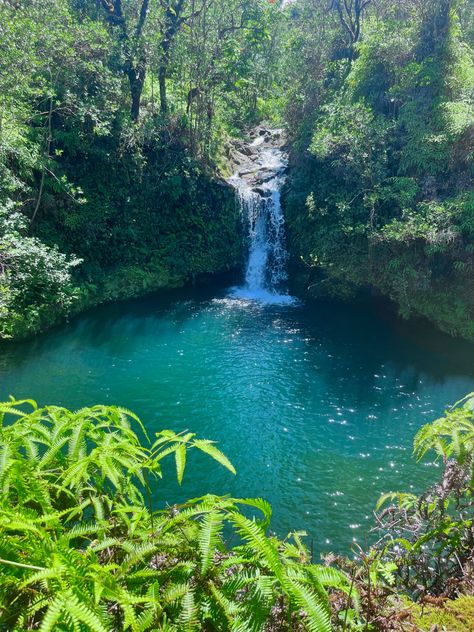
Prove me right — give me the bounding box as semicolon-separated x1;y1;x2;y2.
253;187;271;197
240;146;254;156
253;170;276;185
231;151;246;163
227;126;287;187
229;142;256;171
238;168;257;177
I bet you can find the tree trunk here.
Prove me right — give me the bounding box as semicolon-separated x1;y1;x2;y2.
128;69;145;122
31;85;54;225
159;65;167;114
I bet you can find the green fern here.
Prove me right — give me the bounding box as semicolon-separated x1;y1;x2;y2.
198;511;225;575
0;399;341;631
414;394;474;468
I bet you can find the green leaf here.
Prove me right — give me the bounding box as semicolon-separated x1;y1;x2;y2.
192;440;236;474
175;443;186;485
199;511;224;575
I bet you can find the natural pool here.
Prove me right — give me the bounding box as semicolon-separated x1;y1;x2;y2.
1;284;473;553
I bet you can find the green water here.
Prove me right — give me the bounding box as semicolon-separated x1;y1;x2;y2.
1;284;473;553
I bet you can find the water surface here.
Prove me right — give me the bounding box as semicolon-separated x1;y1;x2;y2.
1;285;473;553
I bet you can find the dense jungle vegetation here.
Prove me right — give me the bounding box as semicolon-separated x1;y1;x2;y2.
0;0;473;339
0;0;280;338
282;0;474;340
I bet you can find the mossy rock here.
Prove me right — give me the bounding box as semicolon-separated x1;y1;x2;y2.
409;595;474;631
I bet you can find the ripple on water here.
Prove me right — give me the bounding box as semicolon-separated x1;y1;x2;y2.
0;287;473;552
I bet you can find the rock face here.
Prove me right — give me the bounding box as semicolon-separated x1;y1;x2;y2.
227;126;287;192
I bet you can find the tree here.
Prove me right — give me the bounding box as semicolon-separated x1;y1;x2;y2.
175;0;271;154
98;0;150;121
330;0;373;57
156;0;194;114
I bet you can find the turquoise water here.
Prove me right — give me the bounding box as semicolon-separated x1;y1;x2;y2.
1;284;473;553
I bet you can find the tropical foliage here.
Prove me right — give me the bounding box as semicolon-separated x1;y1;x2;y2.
375;392;474;598
321;393;474;630
282;0;474;339
0;0;280;339
0;400;352;631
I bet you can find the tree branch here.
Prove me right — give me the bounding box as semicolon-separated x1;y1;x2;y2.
136;0;150;39
31;75;54;226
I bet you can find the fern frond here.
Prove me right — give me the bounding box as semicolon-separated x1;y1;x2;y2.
162;582;190;605
286;579;331;632
192;440;236;474
175;443;186;485
121;542;157;573
235;498;272;526
38;594;65;632
229;513;283;581
179;589;198;630
198;511;224;575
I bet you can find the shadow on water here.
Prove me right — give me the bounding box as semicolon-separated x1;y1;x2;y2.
0;284;224;372
2;282;473;394
302;298;474;384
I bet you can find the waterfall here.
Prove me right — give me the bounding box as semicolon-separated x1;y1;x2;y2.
228;134;294;304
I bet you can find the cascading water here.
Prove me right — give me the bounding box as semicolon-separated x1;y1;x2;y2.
228;130;294;304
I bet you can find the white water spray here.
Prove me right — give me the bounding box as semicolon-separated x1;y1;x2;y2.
228;132;294;304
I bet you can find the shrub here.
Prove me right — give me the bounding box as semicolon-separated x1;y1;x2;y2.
0;400;351;631
0;203;81;339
